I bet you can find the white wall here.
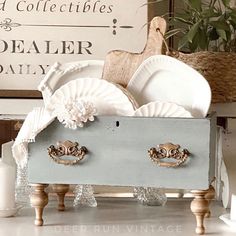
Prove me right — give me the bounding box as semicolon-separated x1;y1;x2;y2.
0;99;43;119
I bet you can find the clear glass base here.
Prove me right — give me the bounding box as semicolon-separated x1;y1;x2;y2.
15;165;32;207
133;187;167;206
73;185;97;207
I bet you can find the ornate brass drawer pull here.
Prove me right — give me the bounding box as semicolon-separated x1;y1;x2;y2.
48;140;88;166
148;143;190;168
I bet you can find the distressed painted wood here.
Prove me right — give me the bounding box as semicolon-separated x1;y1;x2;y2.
102;17;167;87
28;115;216;190
28;115;216;232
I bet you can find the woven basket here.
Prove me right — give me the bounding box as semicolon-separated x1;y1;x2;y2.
172;51;236;103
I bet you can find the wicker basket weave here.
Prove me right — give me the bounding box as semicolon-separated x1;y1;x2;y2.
172;51;236;103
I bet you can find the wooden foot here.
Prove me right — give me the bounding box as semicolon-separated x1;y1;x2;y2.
204;185;215;218
191;190;209;235
177;189;185;198
52;184;70;211
30;184;49;226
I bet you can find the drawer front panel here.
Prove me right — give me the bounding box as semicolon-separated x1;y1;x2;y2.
28;116;215;190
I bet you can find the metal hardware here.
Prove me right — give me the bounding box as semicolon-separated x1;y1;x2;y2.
148;143;190;168
48;140;88;166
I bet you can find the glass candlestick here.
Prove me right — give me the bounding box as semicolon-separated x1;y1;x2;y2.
133;187;167;206
73;185;97;207
15;164;32;207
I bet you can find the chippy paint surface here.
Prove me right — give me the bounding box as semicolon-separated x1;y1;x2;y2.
28;116;216;190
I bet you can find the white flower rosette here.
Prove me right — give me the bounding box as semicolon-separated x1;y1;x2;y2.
53;99;97;129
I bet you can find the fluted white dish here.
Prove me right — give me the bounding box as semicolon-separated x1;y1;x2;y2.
133;101;192;118
127;55;211;118
46;78;135;128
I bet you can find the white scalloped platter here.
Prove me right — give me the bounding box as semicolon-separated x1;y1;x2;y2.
220;214;236;231
46;78;136;116
127;55;211;118
0;204;23;218
38;60;104;104
221;161;230;208
133;101;192;118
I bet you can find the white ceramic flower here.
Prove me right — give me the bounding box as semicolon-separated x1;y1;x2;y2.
52;99;97;129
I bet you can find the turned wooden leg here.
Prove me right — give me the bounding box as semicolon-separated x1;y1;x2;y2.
30;184;49;226
191;190;209;235
204;185;215;218
52;184;70;211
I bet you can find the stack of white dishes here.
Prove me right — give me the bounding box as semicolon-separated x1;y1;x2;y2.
46;77;137;129
38;59;137;129
127;55;211;118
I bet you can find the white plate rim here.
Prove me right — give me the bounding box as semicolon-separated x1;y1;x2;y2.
127;55;211;117
38;60;104;103
133;101;193;118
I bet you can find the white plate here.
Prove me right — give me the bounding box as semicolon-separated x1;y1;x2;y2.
127;55;211;118
133;101;192;118
46;77;136;117
221;160;230;208
220;214;236;230
0;204;23;218
38;60;104;104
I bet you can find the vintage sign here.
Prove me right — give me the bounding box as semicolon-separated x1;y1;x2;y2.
0;0;147;91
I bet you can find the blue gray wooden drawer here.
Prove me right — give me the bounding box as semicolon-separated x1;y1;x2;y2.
28;114;216;190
